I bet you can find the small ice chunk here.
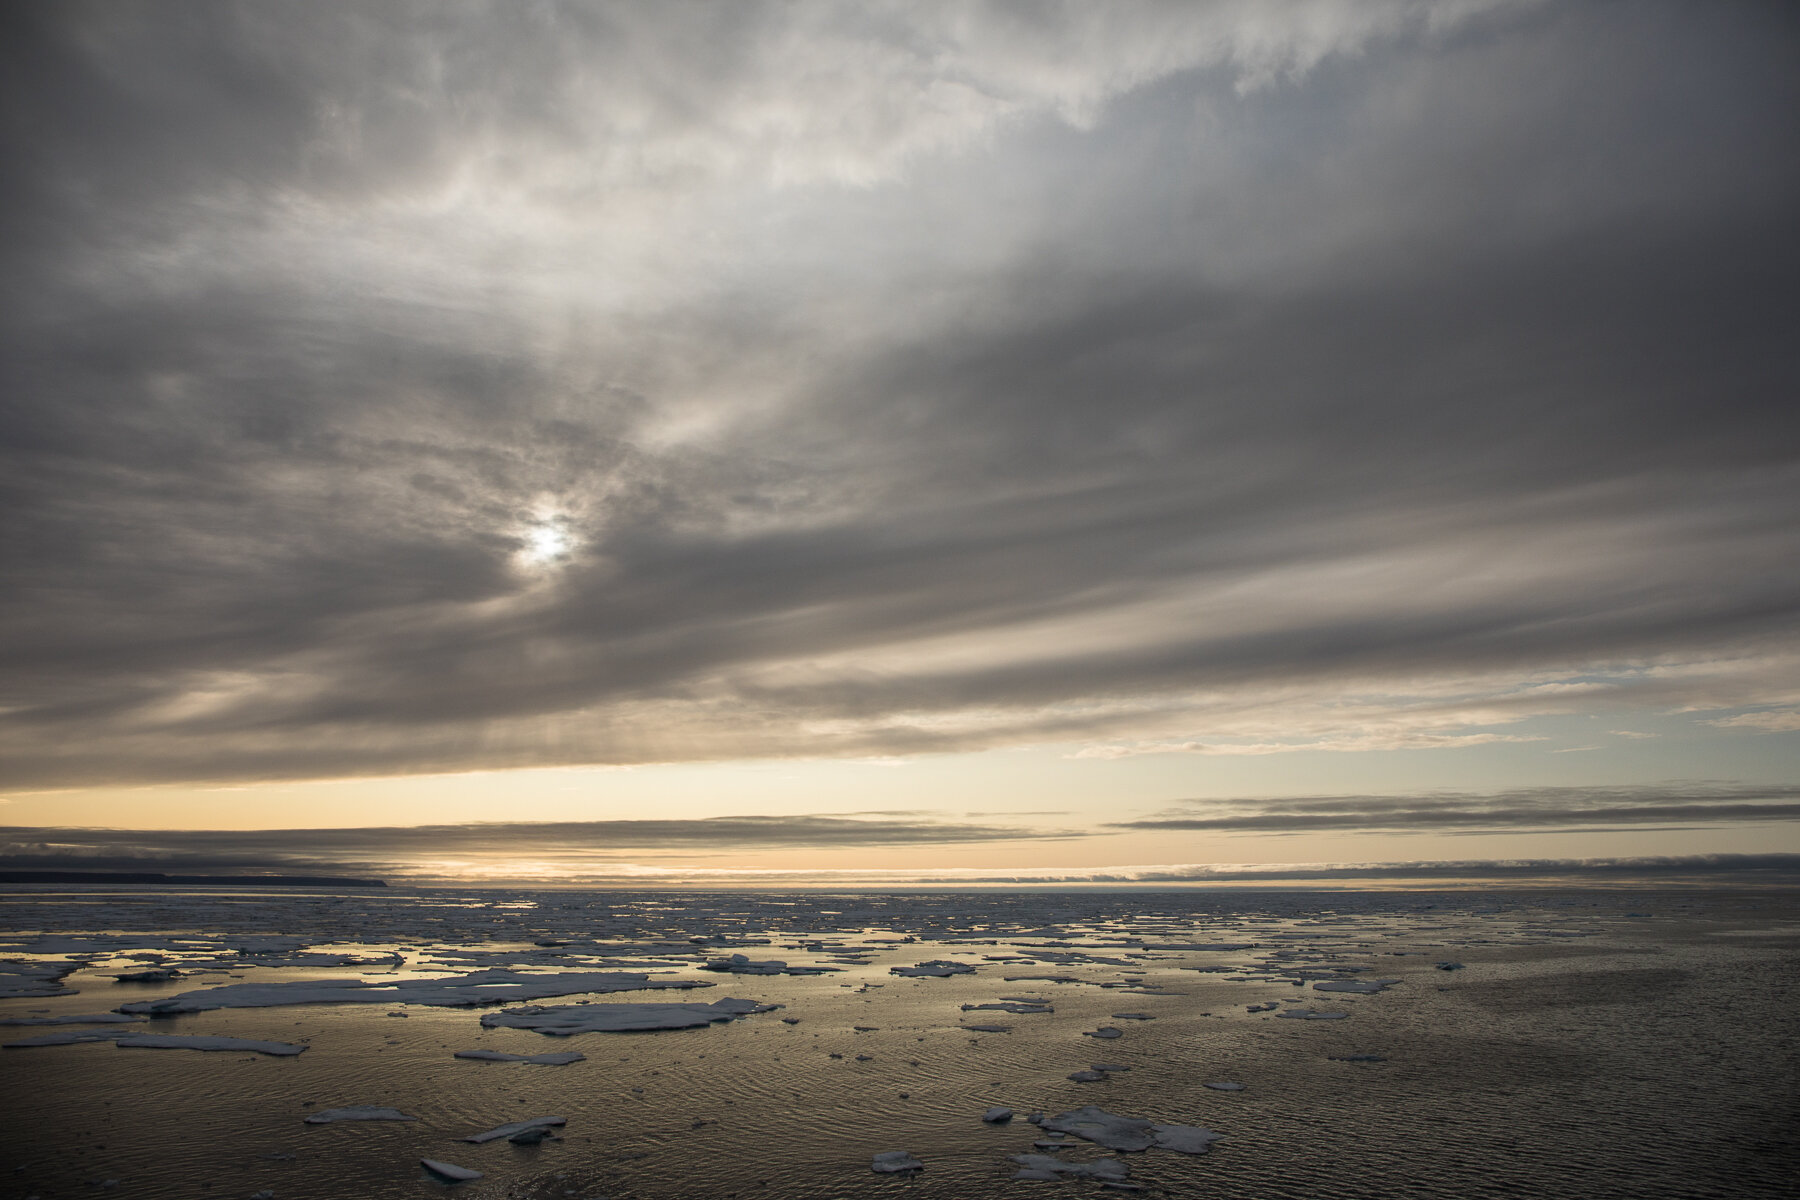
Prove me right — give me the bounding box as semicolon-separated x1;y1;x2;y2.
1083;1027;1124;1039
963;1024;1012;1032
1067;1069;1109;1082
420;1159;482;1182
961;1001;1050;1014
1009;1154;1130;1182
1275;1009;1348;1020
1435;961;1465;971
1090;1063;1129;1072
871;1150;923;1174
982;1107;1014;1123
111;967;181;983
1329;1053;1387;1062
1203;1081;1245;1091
304;1107;417;1124
1109;1013;1155;1020
463;1115;566;1144
453;1049;585;1065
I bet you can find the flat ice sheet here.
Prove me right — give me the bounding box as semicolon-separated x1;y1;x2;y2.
116;968;711;1015
479;997;778;1035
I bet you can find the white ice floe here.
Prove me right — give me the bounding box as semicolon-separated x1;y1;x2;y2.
304;1107;417;1123
982;1107;1014;1123
0;961;80;998
420;1159;482;1182
453;1049;585;1064
114;1034;307;1056
479;997;778;1035
701;954;839;975
1038;1106;1224;1155
117;968;712;1015
1203;1081;1246;1091
1275;1009;1348;1020
1009;1154;1130;1182
463;1115;566;1144
1312;979;1400;994
871;1150;924;1174
890;961;975;977
1083;1027;1124;1039
5;1031;305;1055
0;1012;144;1026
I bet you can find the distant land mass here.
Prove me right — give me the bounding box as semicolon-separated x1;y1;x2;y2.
0;870;387;887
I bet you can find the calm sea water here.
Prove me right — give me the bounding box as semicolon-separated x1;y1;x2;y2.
2;887;1795;1198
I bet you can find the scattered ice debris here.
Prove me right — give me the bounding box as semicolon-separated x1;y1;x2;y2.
890;961;975;977
982;1107;1014;1123
1037;1107;1224;1155
304;1107;417;1124
871;1150;924;1175
961;1001;1051;1014
1203;1081;1245;1091
479;998;778;1035
463;1116;566;1144
0;962;79;998
420;1159;482;1183
1009;1155;1131;1183
1083;1027;1124;1039
1435;962;1465;971
1275;1009;1348;1020
701;954;840;976
453;1049;585;1065
0;1013;144;1026
117;969;712;1015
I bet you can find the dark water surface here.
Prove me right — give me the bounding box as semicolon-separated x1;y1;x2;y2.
2;887;1796;1198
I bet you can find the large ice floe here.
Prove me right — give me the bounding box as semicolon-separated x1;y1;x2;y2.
1036;1106;1225;1155
701;954;840;975
479;997;779;1035
116;968;711;1015
4;1032;306;1055
0;961;80;998
889;960;976;977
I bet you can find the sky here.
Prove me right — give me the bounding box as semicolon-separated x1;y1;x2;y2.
2;0;1797;887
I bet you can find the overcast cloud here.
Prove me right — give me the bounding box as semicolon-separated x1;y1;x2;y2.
3;1;1797;793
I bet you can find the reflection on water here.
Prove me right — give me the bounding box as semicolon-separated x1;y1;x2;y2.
2;887;1797;1198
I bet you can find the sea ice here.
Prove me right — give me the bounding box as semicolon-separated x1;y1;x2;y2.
1275;1009;1348;1019
0;961;79;998
871;1150;924;1174
303;1107;417;1123
1149;1124;1226;1154
111;967;182;982
1009;1154;1130;1182
113;1034;307;1056
960;1001;1051;1014
0;1012;144;1026
1203;1081;1245;1091
3;1031;113;1048
1110;1013;1155;1020
1067;1069;1109;1082
983;1107;1014;1122
1083;1027;1124;1039
1037;1106;1224;1155
962;1024;1012;1032
701;954;840;975
453;1049;586;1064
890;961;975;977
1312;979;1400;994
420;1159;482;1182
117;969;711;1015
463;1116;566;1143
479;997;777;1035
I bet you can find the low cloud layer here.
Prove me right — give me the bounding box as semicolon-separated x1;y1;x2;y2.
1116;784;1800;834
2;2;1797;789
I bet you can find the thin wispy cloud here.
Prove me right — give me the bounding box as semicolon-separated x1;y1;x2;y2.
1114;784;1800;835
